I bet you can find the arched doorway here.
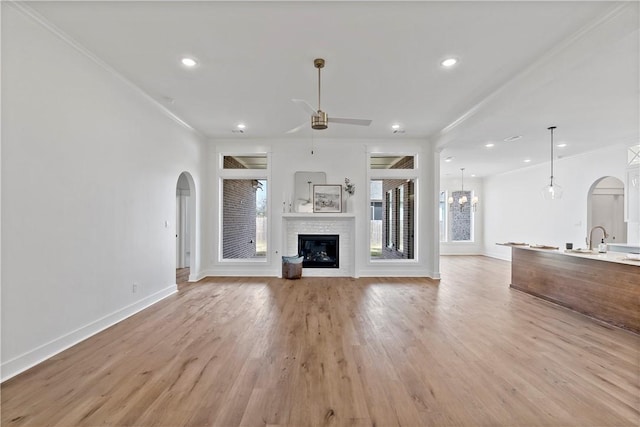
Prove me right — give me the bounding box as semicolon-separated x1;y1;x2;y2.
587;176;626;244
176;172;196;284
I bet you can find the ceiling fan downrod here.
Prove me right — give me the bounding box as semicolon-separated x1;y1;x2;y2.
312;58;328;130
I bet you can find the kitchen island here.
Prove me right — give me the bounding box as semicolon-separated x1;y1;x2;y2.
508;245;640;334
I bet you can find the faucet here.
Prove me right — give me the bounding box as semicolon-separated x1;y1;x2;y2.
587;226;609;250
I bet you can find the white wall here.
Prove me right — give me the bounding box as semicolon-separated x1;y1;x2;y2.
1;5;206;380
201;138;440;279
483;144;633;261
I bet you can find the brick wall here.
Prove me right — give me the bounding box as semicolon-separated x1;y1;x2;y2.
223;179;257;258
390;156;414;169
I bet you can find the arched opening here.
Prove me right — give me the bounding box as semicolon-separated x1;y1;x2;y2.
587;176;626;245
176;172;196;284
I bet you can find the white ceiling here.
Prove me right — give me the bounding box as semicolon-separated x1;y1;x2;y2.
23;1;639;177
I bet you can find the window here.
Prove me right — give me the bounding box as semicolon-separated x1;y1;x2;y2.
628;145;640;166
223;155;268;169
222;179;268;258
386;189;394;249
449;190;473;242
370;181;383;257
398;186;404;252
372;179;415;259
439;191;447;242
219;154;269;261
369;153;416;261
370;155;414;169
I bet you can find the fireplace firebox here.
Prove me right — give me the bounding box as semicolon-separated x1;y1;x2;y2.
297;234;339;268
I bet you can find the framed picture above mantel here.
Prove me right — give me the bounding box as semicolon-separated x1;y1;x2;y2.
313;184;342;213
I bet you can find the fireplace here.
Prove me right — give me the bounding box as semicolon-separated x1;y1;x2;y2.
298;234;339;268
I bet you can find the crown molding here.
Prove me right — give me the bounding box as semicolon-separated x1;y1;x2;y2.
7;1;204;138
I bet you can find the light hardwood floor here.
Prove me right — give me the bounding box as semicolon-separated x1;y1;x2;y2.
2;256;639;426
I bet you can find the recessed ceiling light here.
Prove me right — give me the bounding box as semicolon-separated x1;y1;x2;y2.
441;57;458;67
391;124;400;130
445;156;454;162
523;159;531;163
504;135;522;142
237;123;246;130
485;143;495;148
181;57;197;67
557;143;567;148
471;174;476;177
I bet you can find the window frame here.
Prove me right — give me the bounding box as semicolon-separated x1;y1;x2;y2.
367;152;419;264
217;152;271;263
447;189;475;243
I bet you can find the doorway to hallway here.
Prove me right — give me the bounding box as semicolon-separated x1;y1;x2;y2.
176;172;195;284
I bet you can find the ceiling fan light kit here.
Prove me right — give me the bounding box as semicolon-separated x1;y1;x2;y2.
312;111;328;130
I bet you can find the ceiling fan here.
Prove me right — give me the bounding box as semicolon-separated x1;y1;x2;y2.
286;58;372;134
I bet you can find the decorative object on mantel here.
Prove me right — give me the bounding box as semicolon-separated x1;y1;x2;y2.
448;168;478;211
294;171;326;212
542;126;563;200
313;184;342;213
297;181;314;213
343;177;355;213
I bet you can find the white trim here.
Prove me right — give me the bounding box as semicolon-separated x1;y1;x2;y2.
199;268;278;277
188;271;208;282
1;285;177;382
358;269;436;279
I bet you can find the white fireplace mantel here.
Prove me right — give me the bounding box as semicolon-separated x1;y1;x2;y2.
282;213;356;277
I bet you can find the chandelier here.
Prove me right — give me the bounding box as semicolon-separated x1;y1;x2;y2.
448;168;478;211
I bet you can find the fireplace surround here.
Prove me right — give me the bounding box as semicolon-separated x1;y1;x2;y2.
281;213;355;277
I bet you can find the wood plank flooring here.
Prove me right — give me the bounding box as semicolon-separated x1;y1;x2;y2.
176;267;190;285
2;256;639;426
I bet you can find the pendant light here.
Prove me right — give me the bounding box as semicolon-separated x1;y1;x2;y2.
542;126;563;200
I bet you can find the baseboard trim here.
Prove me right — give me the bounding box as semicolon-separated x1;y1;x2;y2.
198;268;279;278
188;271;207;282
1;285;177;383
358;269;435;279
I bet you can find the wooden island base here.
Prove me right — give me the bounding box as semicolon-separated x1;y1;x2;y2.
511;247;640;334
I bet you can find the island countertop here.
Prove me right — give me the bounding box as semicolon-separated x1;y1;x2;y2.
497;243;640;267
508;245;640;334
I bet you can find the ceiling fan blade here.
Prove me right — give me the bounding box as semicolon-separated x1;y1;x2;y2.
285;122;307;134
329;117;372;126
292;99;318;116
